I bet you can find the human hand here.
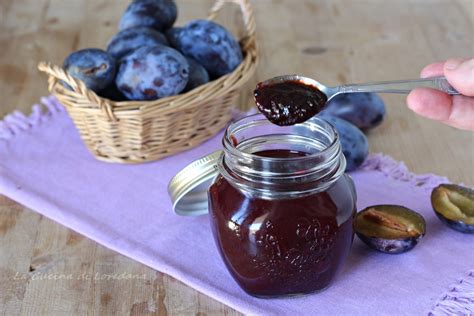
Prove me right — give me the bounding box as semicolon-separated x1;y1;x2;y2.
407;58;474;130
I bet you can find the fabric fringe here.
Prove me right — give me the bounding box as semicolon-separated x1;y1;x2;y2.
0;95;64;141
358;153;450;191
429;270;474;316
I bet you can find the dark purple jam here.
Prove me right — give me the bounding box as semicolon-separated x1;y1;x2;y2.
254;80;328;126
208;149;355;297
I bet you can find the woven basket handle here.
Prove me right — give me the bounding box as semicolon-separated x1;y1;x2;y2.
38;62;89;94
37;62;118;121
207;0;257;53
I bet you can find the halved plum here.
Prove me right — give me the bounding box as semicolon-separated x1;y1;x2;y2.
431;184;474;234
355;205;426;254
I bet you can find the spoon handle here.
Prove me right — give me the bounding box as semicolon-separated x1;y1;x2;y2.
339;76;460;95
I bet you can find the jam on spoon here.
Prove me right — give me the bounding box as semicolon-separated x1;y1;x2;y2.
254;80;327;126
254;74;460;126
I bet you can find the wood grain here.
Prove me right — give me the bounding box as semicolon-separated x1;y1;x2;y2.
1;0;473;314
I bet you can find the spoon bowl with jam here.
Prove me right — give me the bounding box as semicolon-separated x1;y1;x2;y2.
254;74;460;126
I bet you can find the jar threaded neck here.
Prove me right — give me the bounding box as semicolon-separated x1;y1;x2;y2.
219;114;346;199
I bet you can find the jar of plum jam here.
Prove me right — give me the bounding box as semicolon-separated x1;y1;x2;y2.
169;114;356;298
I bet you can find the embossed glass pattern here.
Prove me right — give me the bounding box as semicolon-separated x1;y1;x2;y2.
208;114;357;297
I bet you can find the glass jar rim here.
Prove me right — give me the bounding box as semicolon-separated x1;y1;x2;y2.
223;113;340;162
220;113;346;198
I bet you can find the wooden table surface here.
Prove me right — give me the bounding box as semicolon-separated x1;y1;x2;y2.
1;0;473;314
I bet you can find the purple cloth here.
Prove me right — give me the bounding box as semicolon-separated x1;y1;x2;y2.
0;96;473;315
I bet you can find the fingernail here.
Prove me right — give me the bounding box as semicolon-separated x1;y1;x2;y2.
444;59;462;70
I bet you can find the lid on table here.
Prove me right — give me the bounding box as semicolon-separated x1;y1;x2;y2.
167;150;222;216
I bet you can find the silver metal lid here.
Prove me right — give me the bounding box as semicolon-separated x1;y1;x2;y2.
168;150;222;216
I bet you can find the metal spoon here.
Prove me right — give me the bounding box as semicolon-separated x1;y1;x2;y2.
260;75;460;103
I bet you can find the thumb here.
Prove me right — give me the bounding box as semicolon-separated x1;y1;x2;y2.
443;58;474;96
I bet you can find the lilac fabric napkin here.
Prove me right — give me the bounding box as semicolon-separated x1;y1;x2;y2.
1;96;473;315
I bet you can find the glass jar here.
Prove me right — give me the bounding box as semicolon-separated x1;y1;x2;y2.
208;114;356;297
169;113;356;298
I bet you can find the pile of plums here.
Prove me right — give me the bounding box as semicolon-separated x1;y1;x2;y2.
319;93;386;171
62;0;243;101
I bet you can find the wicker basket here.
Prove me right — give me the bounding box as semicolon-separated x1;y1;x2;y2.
38;0;257;163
